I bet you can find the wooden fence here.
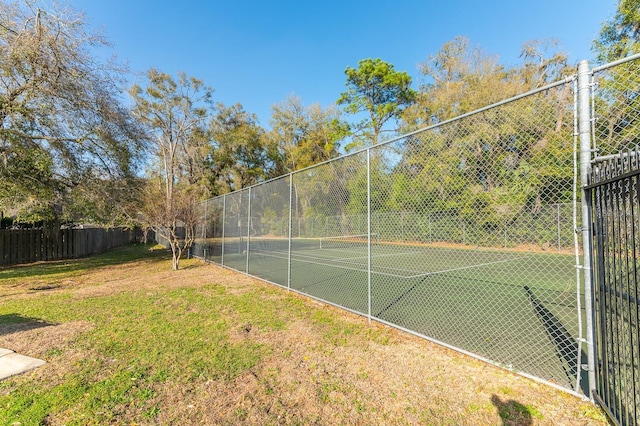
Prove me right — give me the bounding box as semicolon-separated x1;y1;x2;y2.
0;227;139;266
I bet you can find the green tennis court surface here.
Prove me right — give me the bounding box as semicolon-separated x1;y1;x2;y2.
198;237;586;392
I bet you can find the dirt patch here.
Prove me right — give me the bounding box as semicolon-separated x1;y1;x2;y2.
146;311;601;425
0;320;96;395
87;261;608;423
0;253;606;424
0;320;94;359
213;310;597;425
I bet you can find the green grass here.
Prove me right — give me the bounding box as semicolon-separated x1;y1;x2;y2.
218;242;585;392
0;244;606;425
0;244;166;283
0;245;291;424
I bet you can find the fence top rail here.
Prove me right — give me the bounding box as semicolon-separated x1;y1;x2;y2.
592;150;640;163
377;74;576;148
199;67;580;207
586;148;640;188
591;52;640;74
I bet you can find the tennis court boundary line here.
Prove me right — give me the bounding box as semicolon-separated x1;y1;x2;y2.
250;250;525;280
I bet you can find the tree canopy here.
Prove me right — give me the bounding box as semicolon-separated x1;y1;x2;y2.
267;95;345;172
593;0;640;62
0;1;144;224
130;69;213;269
337;58;415;148
208;103;267;194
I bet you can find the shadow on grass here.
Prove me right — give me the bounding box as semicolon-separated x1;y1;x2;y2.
0;244;169;282
491;394;533;425
0;314;56;337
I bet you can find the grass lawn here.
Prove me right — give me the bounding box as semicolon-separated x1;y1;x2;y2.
0;244;606;424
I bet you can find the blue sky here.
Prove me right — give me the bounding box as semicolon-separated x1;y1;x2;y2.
69;0;616;128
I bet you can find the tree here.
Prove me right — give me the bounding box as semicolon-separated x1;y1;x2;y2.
593;0;640;63
518;39;570;88
590;0;640;157
208;103;268;194
0;0;144;224
395;37;574;246
337;58;415;148
267;95;345;172
264;96;347;228
403;37;509;130
403;37;570;130
130;70;213;270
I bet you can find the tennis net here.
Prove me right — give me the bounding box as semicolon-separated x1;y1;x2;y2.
247;233;378;253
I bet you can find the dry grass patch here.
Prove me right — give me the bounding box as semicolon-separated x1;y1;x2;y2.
0;244;607;425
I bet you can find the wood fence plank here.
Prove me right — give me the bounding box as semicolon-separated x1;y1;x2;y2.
0;226;141;266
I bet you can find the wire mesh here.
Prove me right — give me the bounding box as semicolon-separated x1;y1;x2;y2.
592;57;640;158
365;83;584;392
191;80;584;392
289;150;370;314
201;197;224;264
246;176;291;287
190;199;209;259
221;189;250;273
188;58;640;396
590;55;640;426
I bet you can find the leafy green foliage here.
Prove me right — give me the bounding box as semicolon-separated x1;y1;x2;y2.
338;58;416;147
0;1;144;224
208;103;268;194
593;0;640;62
267;95;346;173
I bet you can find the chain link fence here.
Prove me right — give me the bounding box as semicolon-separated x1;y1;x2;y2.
589;55;640;425
190;56;639;396
592;57;640;158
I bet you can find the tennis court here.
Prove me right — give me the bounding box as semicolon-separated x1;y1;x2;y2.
196;233;586;392
184;70;593;395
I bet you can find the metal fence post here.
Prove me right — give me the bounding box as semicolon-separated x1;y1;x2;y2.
246;187;252;273
578;59;596;398
221;194;226;266
203;200;208;259
288;174;293;290
462;220;466;245
367;148;372;323
504;225;507;248
557;204;561;252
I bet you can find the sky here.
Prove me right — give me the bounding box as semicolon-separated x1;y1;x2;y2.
67;0;617;128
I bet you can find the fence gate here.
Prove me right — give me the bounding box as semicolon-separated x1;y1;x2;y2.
589;152;640;426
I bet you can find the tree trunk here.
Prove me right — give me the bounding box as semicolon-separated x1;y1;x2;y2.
169;240;180;270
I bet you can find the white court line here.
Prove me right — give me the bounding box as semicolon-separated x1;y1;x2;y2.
286;247;424;264
401;256;525;279
286;249;429;273
253;249;430;275
262;248;521;276
250;250;525;280
338;251;424;261
252;251;413;279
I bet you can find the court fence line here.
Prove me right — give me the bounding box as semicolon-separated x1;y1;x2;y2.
187;56;640;399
